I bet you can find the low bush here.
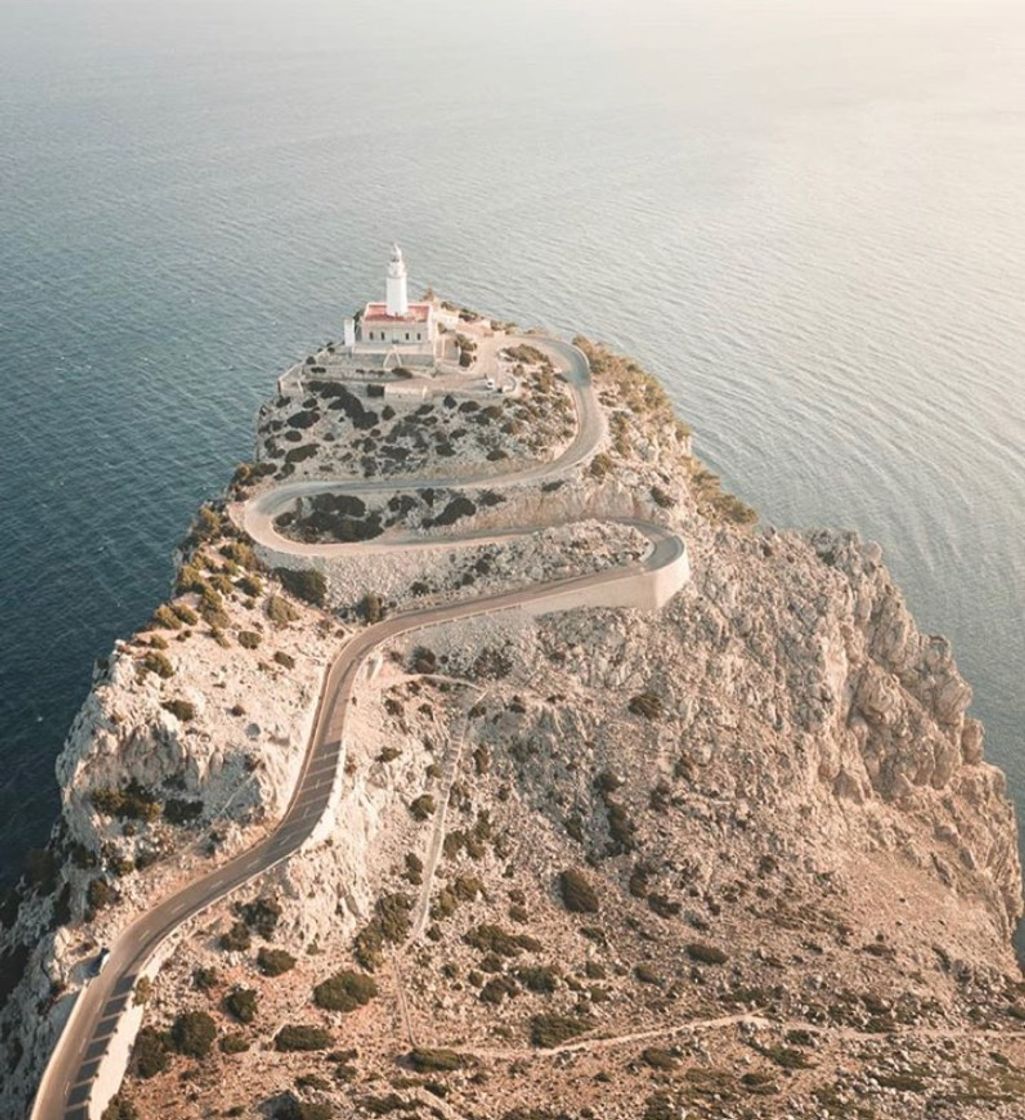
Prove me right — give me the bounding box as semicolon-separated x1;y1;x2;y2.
220;1032;250;1054
409;794;436;821
275;1097;334;1120
91;782;159;822
515;965;560;994
408;1047;465;1072
240;895;282;937
686;942;728;965
359;592;385;623
530;1013;593;1048
171;602;199;625
161;699;195;722
130;1026;168;1078
152;605;183;631
464;924;540;958
641;1047;678;1070
275;568;327;607
101;1094;139;1120
634;964;663;985
275;1024;332;1052
220;920;252;953
257;947;297;976
224;986;259;1023
142;651;175;679
629;692;663;720
237;630;261;650
164;798;203;825
313;969;378;1012
267;594;300;624
171;1010;217;1058
193;966;219;990
236;574;264;598
558;869;599;914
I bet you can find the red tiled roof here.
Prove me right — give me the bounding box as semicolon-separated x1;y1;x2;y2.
363;302;431;323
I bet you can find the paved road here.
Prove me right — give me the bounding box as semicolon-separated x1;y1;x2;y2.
241;337;604;556
30;336;683;1120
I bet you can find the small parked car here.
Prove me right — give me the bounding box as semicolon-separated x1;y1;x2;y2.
92;947;111;976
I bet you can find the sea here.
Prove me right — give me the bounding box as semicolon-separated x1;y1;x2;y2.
1;0;1023;933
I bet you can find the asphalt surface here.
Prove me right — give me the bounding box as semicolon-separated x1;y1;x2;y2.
31;337;682;1120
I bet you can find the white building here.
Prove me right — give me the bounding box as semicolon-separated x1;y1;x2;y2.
343;245;437;365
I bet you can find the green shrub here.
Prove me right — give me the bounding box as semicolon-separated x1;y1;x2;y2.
558;869;599;914
101;1094;139;1120
130;1027;168;1078
267;594;300;624
91;782;160;822
224;986;259;1023
164;798;203;824
464;924;540;958
376;893;413;942
193;966;219;991
257;946;297;976
409;794;436;821
641;1048;678;1070
221;538;262;570
274;650;296;669
142;651;175;679
161;698;195;722
588;453;614;480
176;563;208;596
275;1096;334;1120
171;1010;217;1058
686;942;728;965
236;574;264;598
190;506;224;543
238;630;261;650
220;1032;250;1054
353;924;385;972
530;1013;593;1048
629;692;663;720
313;969;378;1012
240;895;282;938
275;567;327;607
220;920;252;952
359;592;385;623
275;1024;332;1052
515;965;560;994
634;964;663;985
152;605;183;631
171;602;199;625
408;1047;465;1072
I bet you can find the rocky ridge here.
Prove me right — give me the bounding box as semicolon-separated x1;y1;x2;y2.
0;317;1022;1120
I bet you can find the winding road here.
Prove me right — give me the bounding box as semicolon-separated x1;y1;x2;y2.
30;336;688;1120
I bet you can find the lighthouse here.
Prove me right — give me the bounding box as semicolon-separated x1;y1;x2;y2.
349;245;437;366
386;243;409;317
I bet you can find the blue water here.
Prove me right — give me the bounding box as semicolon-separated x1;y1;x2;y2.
2;0;1024;899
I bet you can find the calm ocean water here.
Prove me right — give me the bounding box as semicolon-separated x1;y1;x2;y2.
2;0;1023;917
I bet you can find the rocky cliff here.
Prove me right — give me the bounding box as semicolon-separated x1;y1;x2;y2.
1;320;1022;1120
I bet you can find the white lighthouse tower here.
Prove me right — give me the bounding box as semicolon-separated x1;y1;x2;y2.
350;245;437;368
385;243;409;317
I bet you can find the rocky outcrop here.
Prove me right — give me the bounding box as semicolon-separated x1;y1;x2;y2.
1;325;1021;1120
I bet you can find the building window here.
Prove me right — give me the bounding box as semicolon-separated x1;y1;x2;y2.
405;332;410;341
